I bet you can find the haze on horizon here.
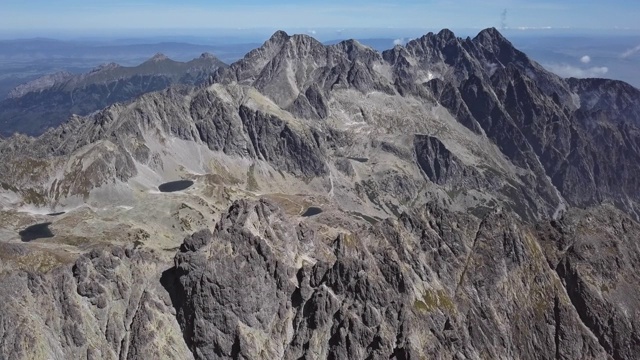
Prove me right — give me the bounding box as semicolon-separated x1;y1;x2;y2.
2;0;640;37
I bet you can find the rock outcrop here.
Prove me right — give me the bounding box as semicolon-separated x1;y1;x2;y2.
0;245;190;359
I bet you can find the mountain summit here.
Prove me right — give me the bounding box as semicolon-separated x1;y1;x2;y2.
147;52;170;62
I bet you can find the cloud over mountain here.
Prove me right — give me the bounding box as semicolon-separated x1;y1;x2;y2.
545;63;608;78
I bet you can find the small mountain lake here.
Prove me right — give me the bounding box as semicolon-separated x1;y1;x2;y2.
158;180;194;193
348;157;369;163
19;222;54;242
301;207;323;217
47;211;66;216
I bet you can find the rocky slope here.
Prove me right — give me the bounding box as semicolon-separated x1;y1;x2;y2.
0;28;639;359
0;53;227;136
2;199;638;359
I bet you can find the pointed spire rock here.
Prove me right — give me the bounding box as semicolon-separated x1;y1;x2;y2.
472;27;512;49
267;30;290;45
471;27;530;68
436;28;457;41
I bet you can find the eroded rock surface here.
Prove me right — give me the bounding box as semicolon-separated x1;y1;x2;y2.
0;246;191;360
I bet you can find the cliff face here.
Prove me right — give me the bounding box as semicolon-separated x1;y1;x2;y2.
0;28;639;359
0;245;191;360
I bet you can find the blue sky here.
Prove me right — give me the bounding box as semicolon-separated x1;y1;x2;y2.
2;0;640;33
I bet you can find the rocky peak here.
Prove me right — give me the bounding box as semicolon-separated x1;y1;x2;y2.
88;62;120;74
436;28;457;42
188;52;226;70
395;27;522;78
216;29;392;112
381;44;412;67
262;30;330;53
406;28;461;52
199;52;216;60
333;38;366;51
278;33;326;61
214;30;298;85
332;39;380;62
147;52;169;62
470;27;529;69
403;30;474;72
472;27;508;47
267;29;291;45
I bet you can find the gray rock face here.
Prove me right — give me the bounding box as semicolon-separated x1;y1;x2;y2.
165;200;298;358
159;199;638;359
238;106;327;177
538;207;640;360
414;134;481;186
0;246;190;360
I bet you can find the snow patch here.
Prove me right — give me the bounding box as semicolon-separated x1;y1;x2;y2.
0;190;21;208
571;92;581;109
418;71;439;83
486;63;500;76
327;162;335;198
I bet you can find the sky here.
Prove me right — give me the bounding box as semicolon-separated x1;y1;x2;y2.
2;0;640;36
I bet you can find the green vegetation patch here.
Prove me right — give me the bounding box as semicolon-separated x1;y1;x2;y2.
22;188;48;206
414;289;455;313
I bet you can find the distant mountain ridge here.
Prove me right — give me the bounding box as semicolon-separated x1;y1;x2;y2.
7;71;74;98
0;53;227;136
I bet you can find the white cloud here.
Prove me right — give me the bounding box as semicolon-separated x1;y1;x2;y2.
580;55;591;64
515;26;554;30
307;29;316;35
393;38;405;46
621;45;640;59
545;64;609;78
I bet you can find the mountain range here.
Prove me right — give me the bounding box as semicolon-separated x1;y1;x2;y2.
0;53;226;136
0;28;638;359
